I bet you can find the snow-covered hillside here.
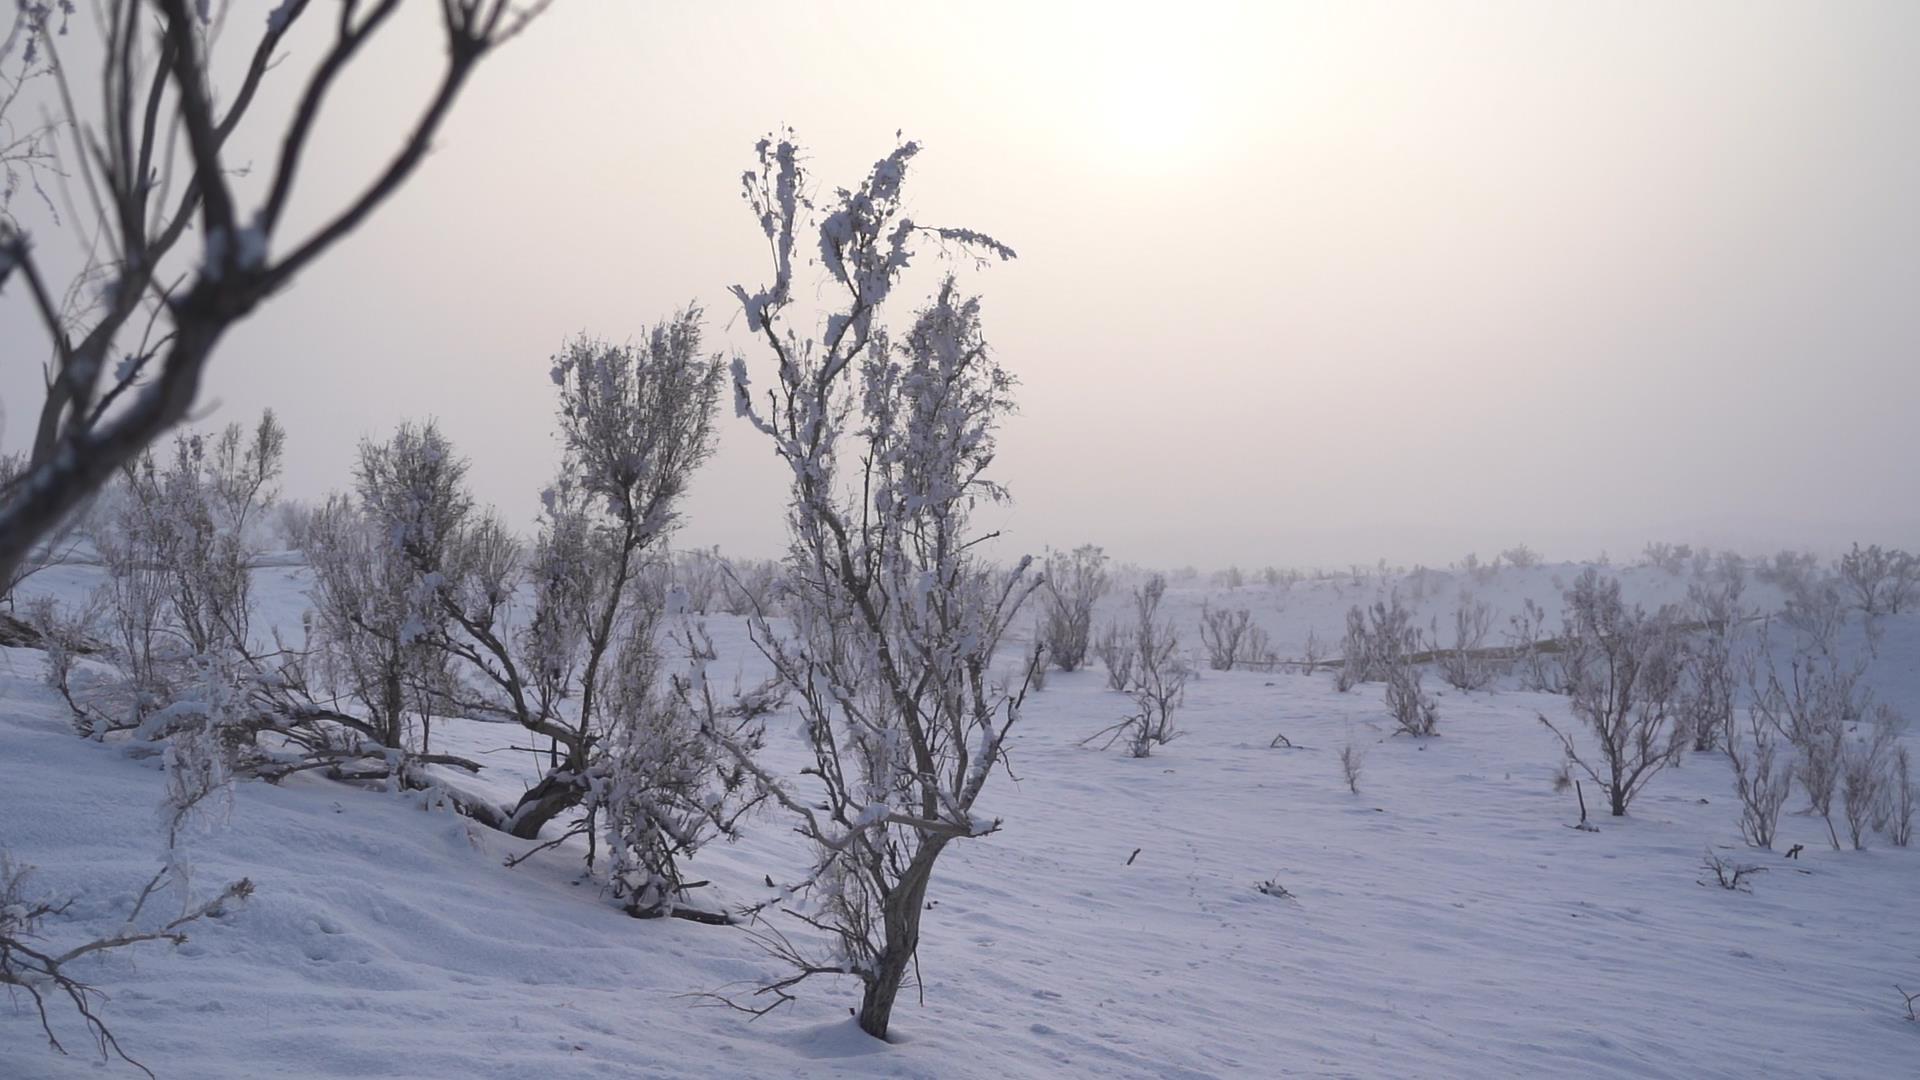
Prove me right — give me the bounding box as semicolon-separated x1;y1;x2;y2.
3;561;1917;1079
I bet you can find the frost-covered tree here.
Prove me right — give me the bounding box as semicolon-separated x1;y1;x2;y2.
1680;578;1745;752
1434;599;1494;692
1040;544;1110;671
1338;595;1416;691
484;320;726;839
58;413;282;739
306;422;469;752
1725;706;1792;849
1837;543;1915;617
596;621;776;921
0;1;549;591
1537;570;1686;816
1085;575;1190;754
1747;639;1870;849
714;134;1035;1039
1200;602;1274;672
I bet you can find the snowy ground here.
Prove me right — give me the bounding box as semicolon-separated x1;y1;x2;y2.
3;561;1917;1078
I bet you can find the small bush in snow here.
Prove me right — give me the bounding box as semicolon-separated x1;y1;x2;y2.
1839;704;1903;850
1537;569;1685;817
1385;660;1440;737
1339;738;1366;794
1200;602;1273;671
1506;597;1564;694
1697;849;1765;893
597;622;774;921
1337;594;1416;692
1040;544;1111;672
1500;544;1543;570
1434;599;1495;691
1836;542;1917;617
1748;641;1869;849
1725;707;1792;849
1642;542;1691;575
1680;579;1745;752
1095;620;1136;690
1087;575;1190;754
1885;746;1914;848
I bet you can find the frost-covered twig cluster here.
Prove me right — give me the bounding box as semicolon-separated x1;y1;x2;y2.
715;132;1034;1037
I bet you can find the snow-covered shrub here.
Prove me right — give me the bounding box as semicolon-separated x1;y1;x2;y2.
1434;599;1494;691
306;422;467;753
1095;621;1135;690
1339;738;1366;794
70;413;284;738
1337;594;1416;691
1886;746;1914;847
1089;574;1189;752
1040;543;1110;671
1458;552;1496;585
1215;565;1246;589
1642;542;1691;575
1747;643;1868;849
1200;602;1273;671
1840;704;1903;850
402;315;725;841
672;547;725;615
714;134;1034;1039
1385;660;1439;736
719;557;782;617
598;622;773;921
1506;597;1563;694
1537;569;1686;817
1725;707;1792;849
1681;579;1745;752
1500;544;1542;570
1837;543;1916;617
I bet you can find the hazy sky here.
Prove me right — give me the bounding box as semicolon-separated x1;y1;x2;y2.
6;1;1919;569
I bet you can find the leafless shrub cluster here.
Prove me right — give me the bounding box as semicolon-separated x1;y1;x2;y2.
1434;599;1495;691
1385;660;1440;737
1747;642;1870;849
1680;579;1745;752
1888;746;1915;848
1836;542;1918;617
1725;707;1792;849
1500;544;1543;570
1840;705;1905;850
1537;570;1686;817
1697;849;1765;893
718;557;783;617
1506;597;1564;694
1336;594;1415;692
1200;602;1274;671
1040;544;1110;671
1087;575;1190;755
1339;738;1367;794
1641;542;1692;575
671;547;726;615
1095;621;1136;690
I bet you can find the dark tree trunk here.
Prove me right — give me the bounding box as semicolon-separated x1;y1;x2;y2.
856;846;942;1040
501;764;588;840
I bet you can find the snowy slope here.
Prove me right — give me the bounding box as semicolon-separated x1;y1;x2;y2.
3;563;1917;1079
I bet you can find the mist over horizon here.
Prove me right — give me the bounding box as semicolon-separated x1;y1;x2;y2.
7;0;1918;569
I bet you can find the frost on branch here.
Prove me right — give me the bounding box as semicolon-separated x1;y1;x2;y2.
714;133;1034;1040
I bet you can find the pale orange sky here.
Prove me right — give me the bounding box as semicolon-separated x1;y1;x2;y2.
6;1;1919;568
